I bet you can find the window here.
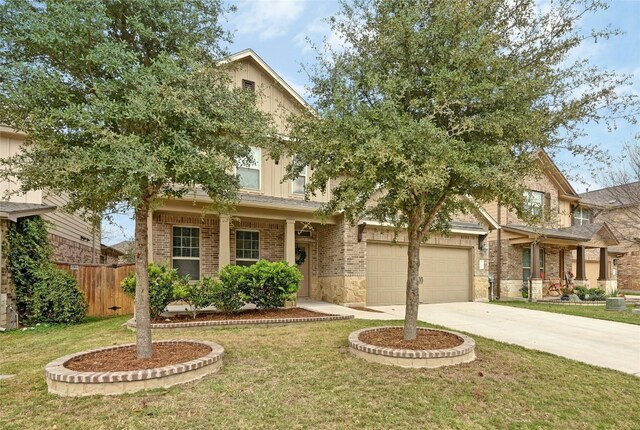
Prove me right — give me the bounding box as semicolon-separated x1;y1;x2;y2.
172;227;200;280
522;247;545;281
242;79;255;92
292;165;307;194
236;230;259;266
523;190;545;217
573;207;590;226
237;146;261;190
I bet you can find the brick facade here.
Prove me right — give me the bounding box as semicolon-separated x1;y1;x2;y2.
50;234;98;264
615;245;640;291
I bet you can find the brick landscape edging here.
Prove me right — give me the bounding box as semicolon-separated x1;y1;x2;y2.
348;326;476;368
45;340;224;396
126;308;354;330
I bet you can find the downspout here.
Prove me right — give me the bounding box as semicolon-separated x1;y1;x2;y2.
496;202;502;299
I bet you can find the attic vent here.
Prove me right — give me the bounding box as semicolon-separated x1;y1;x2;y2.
242;79;255;92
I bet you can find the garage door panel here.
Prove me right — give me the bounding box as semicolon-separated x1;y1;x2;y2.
367;243;470;305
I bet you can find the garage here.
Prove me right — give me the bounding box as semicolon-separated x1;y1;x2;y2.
366;242;471;305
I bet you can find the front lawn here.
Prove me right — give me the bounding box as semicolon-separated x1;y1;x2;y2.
493;301;640;325
1;317;639;429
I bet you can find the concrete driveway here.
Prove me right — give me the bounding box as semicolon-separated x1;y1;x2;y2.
299;299;640;376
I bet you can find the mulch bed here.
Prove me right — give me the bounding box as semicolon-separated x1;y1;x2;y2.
64;342;212;372
155;307;325;323
359;327;464;351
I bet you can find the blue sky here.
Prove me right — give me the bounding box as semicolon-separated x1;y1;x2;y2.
104;0;640;244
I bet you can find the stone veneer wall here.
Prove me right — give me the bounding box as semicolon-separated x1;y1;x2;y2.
314;218;367;306
0;219;15;328
50;234;98;264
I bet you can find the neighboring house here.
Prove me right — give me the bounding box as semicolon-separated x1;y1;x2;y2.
110;240;134;264
0;126;102;263
578;182;640;291
486;152;619;300
100;244;124;265
0;126;103;329
148;49;496;307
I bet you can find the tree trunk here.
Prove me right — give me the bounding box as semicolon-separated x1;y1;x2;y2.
134;202;153;359
404;224;422;341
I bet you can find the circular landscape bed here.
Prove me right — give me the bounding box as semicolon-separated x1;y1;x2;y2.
126;307;353;330
349;326;476;369
45;340;224;397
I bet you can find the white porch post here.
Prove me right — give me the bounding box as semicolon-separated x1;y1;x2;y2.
285;220;296;265
219;215;230;269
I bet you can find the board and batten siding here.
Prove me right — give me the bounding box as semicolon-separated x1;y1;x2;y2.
231;58;330;204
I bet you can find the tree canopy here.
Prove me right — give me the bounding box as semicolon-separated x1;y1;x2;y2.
0;0;277;356
285;0;637;339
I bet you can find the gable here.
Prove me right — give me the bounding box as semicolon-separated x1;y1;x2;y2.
227;50;309;132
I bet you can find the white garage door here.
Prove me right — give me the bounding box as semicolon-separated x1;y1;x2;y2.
366;242;471;306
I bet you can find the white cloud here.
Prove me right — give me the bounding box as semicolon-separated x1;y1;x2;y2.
231;0;306;41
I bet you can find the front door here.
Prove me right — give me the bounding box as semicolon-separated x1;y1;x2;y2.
296;243;310;297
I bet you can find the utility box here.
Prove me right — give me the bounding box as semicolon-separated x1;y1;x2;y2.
605;297;626;311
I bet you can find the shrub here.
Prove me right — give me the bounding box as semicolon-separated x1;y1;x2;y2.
588;288;606;301
174;277;218;319
121;263;188;318
7;216;55;319
210;267;246;312
242;260;302;309
575;286;589;300
30;265;87;324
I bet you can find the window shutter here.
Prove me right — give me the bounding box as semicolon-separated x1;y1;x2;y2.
544;193;551;220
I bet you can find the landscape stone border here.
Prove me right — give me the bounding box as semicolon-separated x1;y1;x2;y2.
126;307;354;331
45;340;223;397
349;326;476;369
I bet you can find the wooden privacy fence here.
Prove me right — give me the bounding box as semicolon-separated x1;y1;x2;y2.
56;263;135;317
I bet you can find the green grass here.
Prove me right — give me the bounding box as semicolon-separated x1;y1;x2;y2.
493;301;640;325
1;316;639;429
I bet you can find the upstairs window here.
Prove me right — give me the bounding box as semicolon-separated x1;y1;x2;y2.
238;147;261;190
172;226;200;280
292;165;307;195
236;230;259;266
524;190;551;219
573;207;590;226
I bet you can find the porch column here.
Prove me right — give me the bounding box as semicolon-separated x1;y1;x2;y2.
219;215;230;269
531;242;540;279
598;247;608;281
285;220;296;265
575;245;586;281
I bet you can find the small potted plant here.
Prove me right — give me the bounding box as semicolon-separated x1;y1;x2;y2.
520;285;529;299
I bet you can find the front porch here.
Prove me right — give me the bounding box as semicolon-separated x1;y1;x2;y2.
495;223;620;299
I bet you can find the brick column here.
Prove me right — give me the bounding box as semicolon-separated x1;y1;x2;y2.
219;215;230;269
285;220;296;265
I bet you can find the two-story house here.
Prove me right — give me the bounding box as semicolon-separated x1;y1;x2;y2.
577;183;640;291
148;49;496;307
486;151;619;300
